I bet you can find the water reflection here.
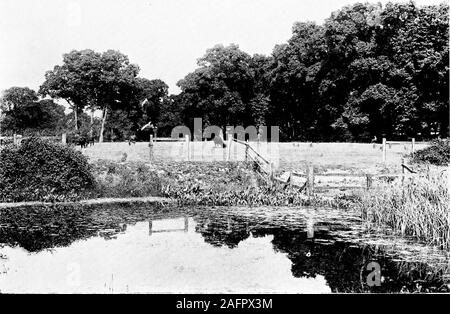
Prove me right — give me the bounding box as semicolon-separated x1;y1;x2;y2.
0;204;449;293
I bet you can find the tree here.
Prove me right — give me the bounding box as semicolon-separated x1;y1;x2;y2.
136;78;169;131
40;49;140;141
0;87;38;134
266;21;326;140
264;1;448;141
39;50;98;131
176;44;269;132
0;88;66;135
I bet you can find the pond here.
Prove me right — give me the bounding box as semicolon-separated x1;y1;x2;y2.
0;203;449;293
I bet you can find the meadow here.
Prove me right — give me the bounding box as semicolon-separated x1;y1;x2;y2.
81;140;429;174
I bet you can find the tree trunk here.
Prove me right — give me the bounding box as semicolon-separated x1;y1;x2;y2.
90;109;94;137
74;105;79;131
99;107;108;143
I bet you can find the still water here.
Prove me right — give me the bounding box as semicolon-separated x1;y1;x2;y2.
0;203;449;293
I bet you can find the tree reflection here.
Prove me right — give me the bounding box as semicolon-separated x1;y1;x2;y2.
192;210;449;293
0;204;448;293
0;203;171;252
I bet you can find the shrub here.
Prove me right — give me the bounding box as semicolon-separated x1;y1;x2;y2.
0;137;95;202
411;139;450;166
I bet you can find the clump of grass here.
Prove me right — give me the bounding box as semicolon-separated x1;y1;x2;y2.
91;160;162;198
356;173;449;250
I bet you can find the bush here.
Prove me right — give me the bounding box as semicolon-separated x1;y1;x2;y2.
411;139;450;166
0;137;95;202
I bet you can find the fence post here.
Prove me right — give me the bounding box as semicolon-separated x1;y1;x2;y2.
245;139;249;161
307;164;315;196
366;174;373;190
411;138;415;156
62;133;67;145
401;158;405;186
149;134;154;161
382;138;386;162
269;162;274;181
226;135;232;161
185;134;190;161
13;134;17;145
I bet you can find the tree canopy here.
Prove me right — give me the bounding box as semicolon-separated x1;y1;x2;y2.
1;2;448;142
0;87;65;135
176;2;448;141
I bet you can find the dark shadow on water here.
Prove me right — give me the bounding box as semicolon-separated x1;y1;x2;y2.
0;204;449;293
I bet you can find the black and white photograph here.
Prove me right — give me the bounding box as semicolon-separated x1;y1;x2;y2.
0;0;449;299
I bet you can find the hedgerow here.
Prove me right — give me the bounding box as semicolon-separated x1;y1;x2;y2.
0;137;95;202
411;139;450;166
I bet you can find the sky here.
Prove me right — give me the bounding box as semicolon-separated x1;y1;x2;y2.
0;0;446;96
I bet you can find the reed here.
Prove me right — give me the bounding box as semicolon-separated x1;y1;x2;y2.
357;172;449;250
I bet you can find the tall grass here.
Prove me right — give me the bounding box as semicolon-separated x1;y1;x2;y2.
357;172;449;250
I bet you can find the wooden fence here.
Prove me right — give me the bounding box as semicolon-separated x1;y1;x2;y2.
232;138;430;195
274;161;427;195
0;133;67;146
381;138;431;162
233;139;275;181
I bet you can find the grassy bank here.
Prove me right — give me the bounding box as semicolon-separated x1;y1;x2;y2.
156;161;356;207
356;172;449;250
91;160;161;198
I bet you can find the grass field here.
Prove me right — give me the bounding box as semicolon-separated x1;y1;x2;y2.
81;141;429;174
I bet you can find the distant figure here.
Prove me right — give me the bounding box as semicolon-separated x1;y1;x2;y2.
88;134;95;147
213;135;227;148
73;133;88;149
78;137;88;149
257;128;263;142
128;134;137;145
371;136;378;144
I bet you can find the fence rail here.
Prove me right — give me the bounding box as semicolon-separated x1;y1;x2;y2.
232;138;429;194
232;139;274;180
1;134;67;146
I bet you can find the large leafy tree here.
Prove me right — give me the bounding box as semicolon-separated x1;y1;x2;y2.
1;87;38;134
0;87;65;135
265;2;448;141
267;21;326;140
40;49;140;141
176;44;268;132
103;78;170;140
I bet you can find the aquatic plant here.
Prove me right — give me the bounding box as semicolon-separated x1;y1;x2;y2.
91;160;162;198
357;173;450;250
157;161;355;208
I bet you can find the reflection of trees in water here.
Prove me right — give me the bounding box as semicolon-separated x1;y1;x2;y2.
0;203;172;252
194;214;253;248
0;205;448;292
193;212;449;293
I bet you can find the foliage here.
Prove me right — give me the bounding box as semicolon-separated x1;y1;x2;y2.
39;49;141;139
91;160;162;198
176;2;448;141
2;2;448;142
0;137;95;202
357;173;449;250
176;44;269;130
411;139;450;165
158;161;351;207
